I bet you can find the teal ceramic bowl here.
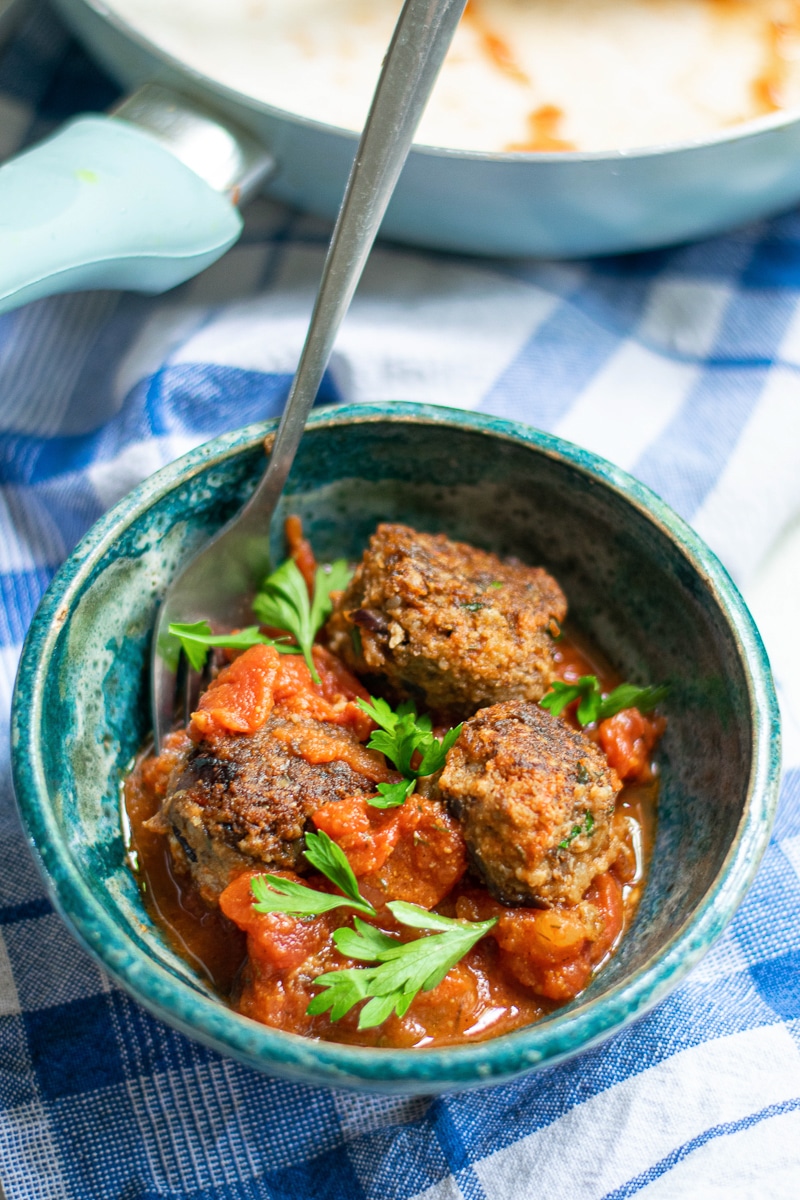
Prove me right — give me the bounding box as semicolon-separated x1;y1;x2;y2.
11;403;781;1094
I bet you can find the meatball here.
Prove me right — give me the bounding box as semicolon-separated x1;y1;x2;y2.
325;524;566;718
439;701;622;907
148;711;387;903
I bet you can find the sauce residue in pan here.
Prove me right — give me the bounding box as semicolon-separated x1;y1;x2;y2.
107;0;800;153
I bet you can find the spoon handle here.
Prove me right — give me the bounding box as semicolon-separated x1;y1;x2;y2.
149;0;466;751
241;0;467;526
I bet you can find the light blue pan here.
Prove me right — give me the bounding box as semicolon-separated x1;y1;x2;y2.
4;0;800;313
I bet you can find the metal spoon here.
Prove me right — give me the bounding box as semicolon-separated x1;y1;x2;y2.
151;0;467;751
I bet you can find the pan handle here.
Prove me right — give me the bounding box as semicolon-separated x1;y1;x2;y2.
0;111;247;315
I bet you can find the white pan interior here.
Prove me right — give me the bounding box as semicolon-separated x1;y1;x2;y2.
103;0;800;154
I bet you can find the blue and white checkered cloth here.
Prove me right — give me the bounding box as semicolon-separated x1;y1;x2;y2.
2;4;800;1197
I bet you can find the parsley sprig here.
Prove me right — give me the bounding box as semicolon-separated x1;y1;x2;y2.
168;622;297;673
369;778;417;810
355;696;463;808
253;558;351;684
168;556;351;681
307;904;497;1028
251;830;377;918
540;675;667;727
248;831;497;1028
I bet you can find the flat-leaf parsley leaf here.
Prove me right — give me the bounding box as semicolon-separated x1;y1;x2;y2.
250;830;376;918
168;620;296;673
307;905;498;1028
369;779;417;810
252;557;351;684
597;682;668;720
249;833;497;1029
540;675;667;727
356;696;462;808
167;558;351;678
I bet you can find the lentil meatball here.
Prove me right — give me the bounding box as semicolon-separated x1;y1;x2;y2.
325;524;566;718
148;711;387;903
439;700;622;907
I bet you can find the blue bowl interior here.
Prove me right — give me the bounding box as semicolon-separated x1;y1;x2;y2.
18;408;769;1090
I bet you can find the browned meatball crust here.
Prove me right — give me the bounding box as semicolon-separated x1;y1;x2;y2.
148;711;385;902
439;701;622;906
325;524;566;718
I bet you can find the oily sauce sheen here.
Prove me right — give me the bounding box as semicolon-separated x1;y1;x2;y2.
125;628;657;1049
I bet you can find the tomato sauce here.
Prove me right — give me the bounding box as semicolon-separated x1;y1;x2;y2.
124;624;660;1048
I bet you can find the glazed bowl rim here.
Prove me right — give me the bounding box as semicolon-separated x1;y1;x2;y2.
11;401;781;1089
